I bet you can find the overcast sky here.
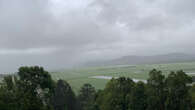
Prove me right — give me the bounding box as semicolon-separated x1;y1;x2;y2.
0;0;195;73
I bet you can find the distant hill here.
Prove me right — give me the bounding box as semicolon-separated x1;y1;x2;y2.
84;53;195;67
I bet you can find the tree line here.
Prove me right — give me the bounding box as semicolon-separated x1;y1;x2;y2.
0;66;195;110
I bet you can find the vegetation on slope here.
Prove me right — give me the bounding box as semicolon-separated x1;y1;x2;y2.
0;66;195;110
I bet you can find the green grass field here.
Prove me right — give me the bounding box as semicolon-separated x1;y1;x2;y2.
50;62;195;92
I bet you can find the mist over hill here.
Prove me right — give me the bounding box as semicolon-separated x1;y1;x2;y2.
84;53;195;67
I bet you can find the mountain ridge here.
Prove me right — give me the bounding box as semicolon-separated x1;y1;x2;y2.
84;53;195;67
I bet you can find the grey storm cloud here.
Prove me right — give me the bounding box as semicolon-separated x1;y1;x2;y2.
0;0;195;73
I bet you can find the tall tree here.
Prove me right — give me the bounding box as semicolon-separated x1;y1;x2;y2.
190;84;195;110
0;76;18;110
52;80;78;110
147;69;166;110
129;81;147;110
18;66;54;94
97;77;135;110
78;83;96;110
0;74;47;110
165;70;192;110
18;66;55;105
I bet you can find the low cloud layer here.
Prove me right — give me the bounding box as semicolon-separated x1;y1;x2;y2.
0;0;195;73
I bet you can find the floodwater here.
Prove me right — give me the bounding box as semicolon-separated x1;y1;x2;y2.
187;73;195;75
89;76;147;83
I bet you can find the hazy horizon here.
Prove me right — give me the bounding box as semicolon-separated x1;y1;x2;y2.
0;0;195;73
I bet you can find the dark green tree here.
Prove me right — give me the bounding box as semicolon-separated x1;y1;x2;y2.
51;80;78;110
129;81;147;110
0;78;18;110
0;74;47;110
97;77;135;110
0;66;55;110
18;66;55;94
190;84;195;110
78;83;96;110
165;70;192;110
17;66;55;106
147;69;166;110
3;75;16;90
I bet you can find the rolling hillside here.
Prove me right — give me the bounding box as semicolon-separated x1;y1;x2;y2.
84;53;195;67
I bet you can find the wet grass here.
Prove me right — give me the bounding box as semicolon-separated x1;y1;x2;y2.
51;62;195;92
